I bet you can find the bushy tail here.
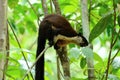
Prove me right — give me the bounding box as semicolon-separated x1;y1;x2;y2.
35;31;46;80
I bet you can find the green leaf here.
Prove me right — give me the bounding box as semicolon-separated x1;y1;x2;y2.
89;13;112;42
63;6;77;13
8;0;19;8
118;14;120;26
19;27;25;34
9;20;17;31
6;65;26;79
94;53;103;63
80;57;86;69
69;48;81;62
99;4;109;16
81;47;93;58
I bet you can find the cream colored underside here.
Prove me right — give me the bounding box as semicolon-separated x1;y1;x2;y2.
54;34;83;47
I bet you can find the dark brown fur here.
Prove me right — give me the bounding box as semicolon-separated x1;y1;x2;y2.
36;14;88;80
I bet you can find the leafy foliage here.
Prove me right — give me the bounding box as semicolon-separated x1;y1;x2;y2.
7;0;120;80
8;0;19;8
80;57;86;69
89;13;112;42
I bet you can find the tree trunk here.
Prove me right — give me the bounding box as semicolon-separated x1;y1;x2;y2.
0;0;7;79
81;0;95;80
52;0;70;80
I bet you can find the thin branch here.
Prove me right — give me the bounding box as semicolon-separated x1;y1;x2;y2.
50;0;53;13
22;45;50;80
52;0;61;14
57;55;66;80
60;68;65;79
105;0;116;79
41;0;48;16
56;56;61;80
56;47;70;80
102;43;120;80
7;20;34;80
26;0;40;25
112;30;120;46
91;13;100;20
101;30;120;80
28;39;37;50
105;45;113;80
110;48;120;64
